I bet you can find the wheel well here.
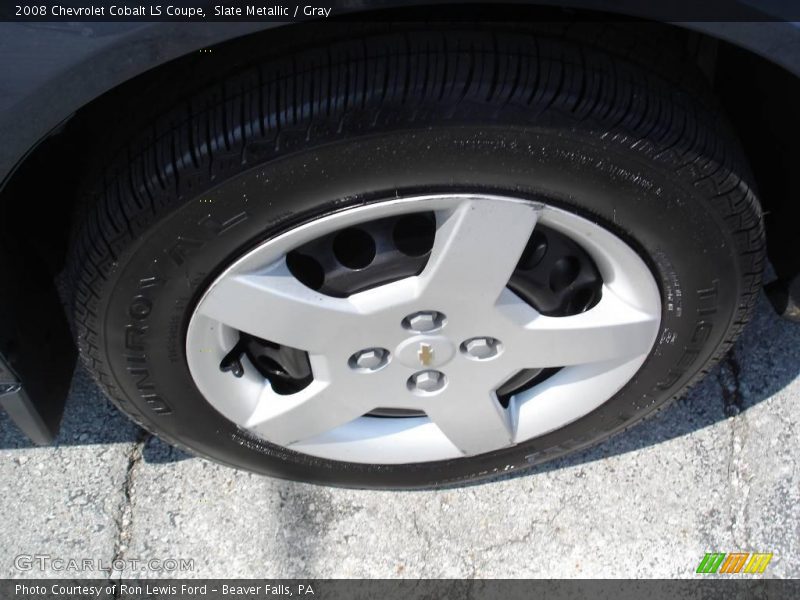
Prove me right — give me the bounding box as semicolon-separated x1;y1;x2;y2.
714;43;800;283
0;13;796;285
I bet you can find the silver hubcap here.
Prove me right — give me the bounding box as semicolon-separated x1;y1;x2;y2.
186;194;661;464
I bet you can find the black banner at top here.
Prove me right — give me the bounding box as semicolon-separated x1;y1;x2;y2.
1;0;800;23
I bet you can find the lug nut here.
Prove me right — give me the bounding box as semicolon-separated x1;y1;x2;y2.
349;348;390;371
408;370;446;394
462;337;502;360
402;310;446;333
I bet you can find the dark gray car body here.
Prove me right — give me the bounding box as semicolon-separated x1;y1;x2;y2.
1;1;799;443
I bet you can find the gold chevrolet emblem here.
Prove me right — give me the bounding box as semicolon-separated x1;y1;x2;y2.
418;343;434;366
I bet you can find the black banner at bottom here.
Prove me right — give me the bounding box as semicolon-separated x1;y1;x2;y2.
3;579;800;600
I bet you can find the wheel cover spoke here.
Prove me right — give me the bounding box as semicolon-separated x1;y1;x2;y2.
197;261;362;354
497;286;660;368
419;199;540;306
245;380;369;447
424;384;514;455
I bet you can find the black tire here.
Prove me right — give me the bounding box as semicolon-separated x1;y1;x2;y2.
69;28;764;488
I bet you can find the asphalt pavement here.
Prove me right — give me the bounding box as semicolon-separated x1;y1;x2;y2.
1;294;798;578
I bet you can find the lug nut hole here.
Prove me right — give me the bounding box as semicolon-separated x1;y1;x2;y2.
349;347;390;372
393;213;436;257
402;310;446;333
408;370;447;395
549;255;581;292
461;337;503;361
286;252;325;290
333;228;376;270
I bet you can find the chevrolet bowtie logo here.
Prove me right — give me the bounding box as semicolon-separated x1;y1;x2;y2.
418;343;434;366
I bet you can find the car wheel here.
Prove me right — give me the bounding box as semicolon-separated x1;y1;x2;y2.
69;29;764;488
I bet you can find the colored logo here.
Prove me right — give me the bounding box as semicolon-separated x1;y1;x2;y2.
418;343;434;366
696;552;773;574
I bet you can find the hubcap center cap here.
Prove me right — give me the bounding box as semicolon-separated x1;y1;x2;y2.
395;335;456;369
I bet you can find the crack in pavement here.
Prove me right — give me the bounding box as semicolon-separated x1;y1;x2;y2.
721;352;745;417
109;428;151;584
468;505;566;576
410;511;435;575
717;350;751;549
